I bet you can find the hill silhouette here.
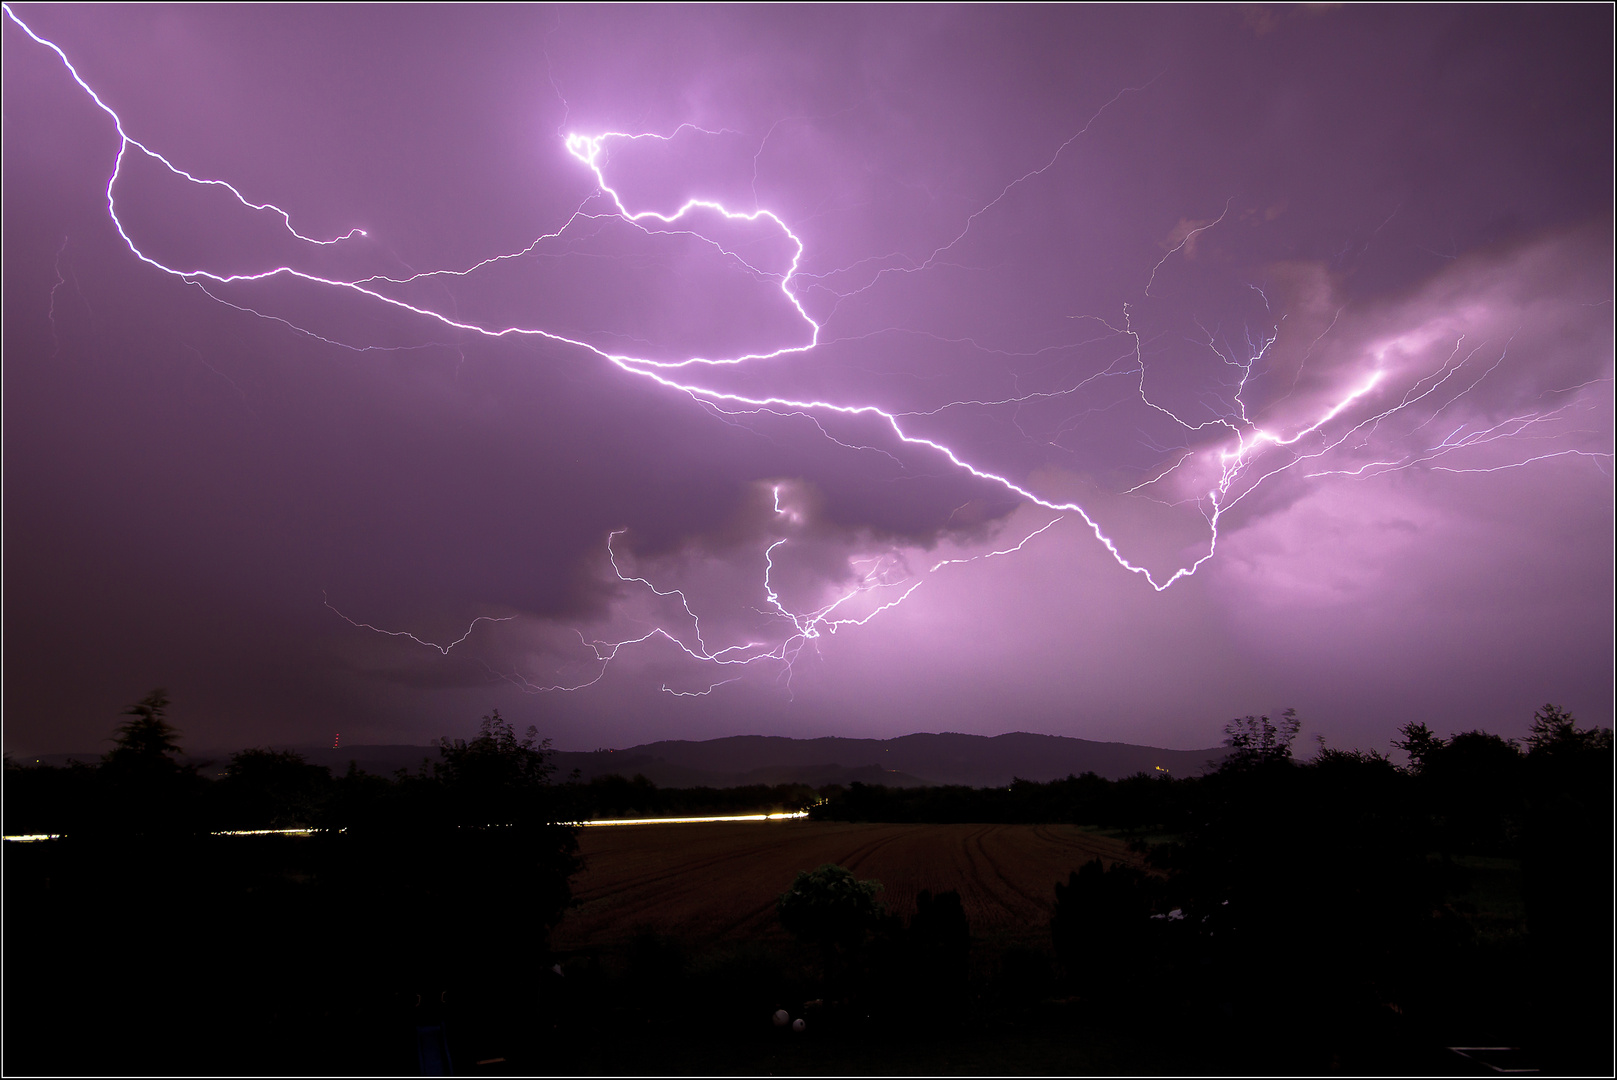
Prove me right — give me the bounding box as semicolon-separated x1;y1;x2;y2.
209;732;1223;788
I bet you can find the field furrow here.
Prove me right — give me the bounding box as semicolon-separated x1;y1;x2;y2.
552;820;1140;952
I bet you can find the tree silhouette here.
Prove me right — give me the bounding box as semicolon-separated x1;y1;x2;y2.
898;888;972;1020
435;709;558;827
910;888;969;959
1422;730;1524;856
779;863;885;992
1392;720;1444;773
1222;708;1301;767
90;688;203;836
104;688;182;769
1051;857;1157;990
1525;703;1613;758
213;748;333;829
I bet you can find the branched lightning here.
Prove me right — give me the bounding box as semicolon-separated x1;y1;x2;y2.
323;593;516;656
929;517;1064;573
8;6;1606;697
1145;199;1232;297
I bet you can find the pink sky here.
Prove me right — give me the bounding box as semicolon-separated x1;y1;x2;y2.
4;5;1610;756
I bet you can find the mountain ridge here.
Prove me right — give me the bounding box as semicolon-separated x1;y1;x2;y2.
552;731;1225;787
26;731;1226;788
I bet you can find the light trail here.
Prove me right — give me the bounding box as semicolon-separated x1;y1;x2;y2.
3;827;327;840
4;816;806;840
574;811;808;827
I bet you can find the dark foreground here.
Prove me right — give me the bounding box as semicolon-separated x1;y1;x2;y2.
2;823;1604;1077
5;704;1611;1075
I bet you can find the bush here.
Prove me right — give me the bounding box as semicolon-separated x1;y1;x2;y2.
778;863;885;950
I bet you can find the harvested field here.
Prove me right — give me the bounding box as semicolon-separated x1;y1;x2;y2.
553;820;1136;952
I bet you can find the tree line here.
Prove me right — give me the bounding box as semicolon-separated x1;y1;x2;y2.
812;706;1609;857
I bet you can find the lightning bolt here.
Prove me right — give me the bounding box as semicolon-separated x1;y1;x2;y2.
47;235;69;357
322;593;516;656
7;7;1606;698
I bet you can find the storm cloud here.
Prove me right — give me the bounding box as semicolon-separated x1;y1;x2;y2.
3;5;1610;755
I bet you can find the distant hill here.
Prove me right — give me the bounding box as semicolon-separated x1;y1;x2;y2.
28;732;1225;788
544;733;1225;788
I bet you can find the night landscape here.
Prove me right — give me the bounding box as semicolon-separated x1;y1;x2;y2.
3;5;1612;1076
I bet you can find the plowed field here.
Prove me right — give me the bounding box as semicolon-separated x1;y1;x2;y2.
552;820;1136;952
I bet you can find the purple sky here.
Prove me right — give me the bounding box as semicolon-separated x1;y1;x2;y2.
4;5;1612;757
